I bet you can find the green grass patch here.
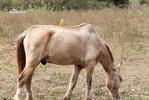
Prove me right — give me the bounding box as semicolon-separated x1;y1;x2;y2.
2;65;11;71
55;71;65;79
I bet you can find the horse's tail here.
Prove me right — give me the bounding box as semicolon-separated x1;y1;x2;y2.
16;33;26;75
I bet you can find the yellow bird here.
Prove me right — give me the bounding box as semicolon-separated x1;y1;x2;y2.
59;18;64;26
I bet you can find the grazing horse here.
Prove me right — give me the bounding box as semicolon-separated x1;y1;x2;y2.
14;23;122;100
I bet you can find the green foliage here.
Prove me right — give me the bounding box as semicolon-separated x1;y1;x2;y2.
4;58;9;64
111;0;129;8
3;65;10;71
3;0;145;11
137;0;149;4
143;96;149;100
0;0;115;11
52;96;57;100
55;71;65;79
0;0;13;11
37;64;47;72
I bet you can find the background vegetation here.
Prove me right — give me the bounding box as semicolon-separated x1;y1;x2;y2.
1;0;149;11
0;0;135;11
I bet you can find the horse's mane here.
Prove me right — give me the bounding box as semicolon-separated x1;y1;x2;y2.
105;43;114;63
63;23;87;28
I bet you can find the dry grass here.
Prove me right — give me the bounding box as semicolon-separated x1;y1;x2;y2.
0;6;149;100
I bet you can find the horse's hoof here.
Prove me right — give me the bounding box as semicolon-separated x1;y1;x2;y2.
63;96;71;100
85;97;92;100
13;96;20;100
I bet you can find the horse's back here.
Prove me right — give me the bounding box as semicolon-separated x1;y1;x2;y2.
46;24;101;65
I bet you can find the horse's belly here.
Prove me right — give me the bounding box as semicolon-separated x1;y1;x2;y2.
46;51;82;65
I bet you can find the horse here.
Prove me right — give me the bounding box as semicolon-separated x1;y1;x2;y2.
14;23;122;100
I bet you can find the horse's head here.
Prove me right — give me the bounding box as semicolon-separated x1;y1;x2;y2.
106;61;122;100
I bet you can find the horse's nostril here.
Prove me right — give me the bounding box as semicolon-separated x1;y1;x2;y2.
116;94;120;99
119;76;122;82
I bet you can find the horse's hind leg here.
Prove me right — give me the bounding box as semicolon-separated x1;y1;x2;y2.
14;56;40;100
24;68;35;100
64;65;83;100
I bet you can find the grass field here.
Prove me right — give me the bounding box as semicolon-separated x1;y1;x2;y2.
0;5;149;100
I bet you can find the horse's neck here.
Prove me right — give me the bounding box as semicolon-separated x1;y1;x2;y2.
99;50;114;73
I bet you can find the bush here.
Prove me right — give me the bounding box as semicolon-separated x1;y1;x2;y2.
0;0;13;11
138;0;149;4
0;0;131;11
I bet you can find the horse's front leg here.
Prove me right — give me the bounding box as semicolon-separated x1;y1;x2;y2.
85;61;96;100
64;65;83;100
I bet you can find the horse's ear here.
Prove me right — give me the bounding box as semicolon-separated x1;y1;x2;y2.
117;59;123;72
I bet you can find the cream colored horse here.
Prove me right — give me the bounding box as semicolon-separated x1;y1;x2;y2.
14;23;122;100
